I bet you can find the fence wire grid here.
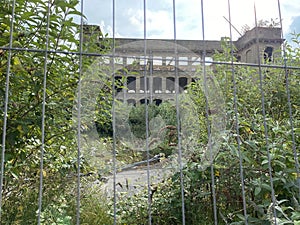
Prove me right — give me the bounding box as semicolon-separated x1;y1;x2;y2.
0;0;299;224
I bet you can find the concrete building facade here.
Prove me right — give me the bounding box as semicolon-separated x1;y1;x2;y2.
84;26;283;106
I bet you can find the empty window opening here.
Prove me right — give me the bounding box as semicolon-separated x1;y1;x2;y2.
115;76;123;93
114;57;123;64
140;77;149;93
140;55;147;65
191;56;201;65
140;98;150;105
103;56;110;64
166;77;175;93
153;77;162;93
127;99;136;106
154;99;163;106
166;56;175;66
179;77;188;92
127;76;136;93
153;56;162;65
264;46;273;62
179;57;188;65
127;56;138;64
205;57;213;66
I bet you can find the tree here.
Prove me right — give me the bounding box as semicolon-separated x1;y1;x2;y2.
0;0;107;223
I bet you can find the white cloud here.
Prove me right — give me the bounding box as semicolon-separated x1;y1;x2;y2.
128;9;143;28
81;0;300;41
147;10;174;38
99;20;123;38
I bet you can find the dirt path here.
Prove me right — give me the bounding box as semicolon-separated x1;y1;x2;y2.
102;160;175;196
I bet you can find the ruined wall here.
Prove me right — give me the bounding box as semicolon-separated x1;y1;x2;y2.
236;27;283;63
83;25;283;105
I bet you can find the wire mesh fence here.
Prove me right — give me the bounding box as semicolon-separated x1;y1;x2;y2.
0;0;299;224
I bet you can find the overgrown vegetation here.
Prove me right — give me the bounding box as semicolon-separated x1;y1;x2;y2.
116;38;300;224
0;0;111;224
1;1;300;224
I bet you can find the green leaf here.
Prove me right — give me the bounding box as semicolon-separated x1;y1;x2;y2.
262;159;269;165
261;183;272;191
255;186;262;196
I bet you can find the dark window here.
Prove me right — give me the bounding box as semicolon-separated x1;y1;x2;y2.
127;99;136;106
115;76;123;93
166;77;175;93
264;47;273;62
154;99;162;106
153;77;162;93
127;76;136;92
179;77;188;92
140;99;149;105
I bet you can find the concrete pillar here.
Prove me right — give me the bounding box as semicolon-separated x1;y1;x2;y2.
162;77;166;93
187;56;192;66
187;77;192;86
123;57;127;99
149;75;153;103
162;56;166;66
136;76;141;93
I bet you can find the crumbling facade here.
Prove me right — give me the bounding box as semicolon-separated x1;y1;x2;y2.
84;26;283;106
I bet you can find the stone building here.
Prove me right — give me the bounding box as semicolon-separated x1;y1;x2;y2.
84;25;283;106
235;27;283;63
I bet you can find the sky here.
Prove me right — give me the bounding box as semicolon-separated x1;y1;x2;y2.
78;0;300;41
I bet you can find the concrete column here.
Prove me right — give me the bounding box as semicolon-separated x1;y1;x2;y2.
136;76;141;93
187;77;192;86
149;75;153;103
188;56;192;66
162;77;166;93
162;56;166;66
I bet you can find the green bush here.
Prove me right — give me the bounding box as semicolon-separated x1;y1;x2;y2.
80;179;113;225
115;36;300;225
